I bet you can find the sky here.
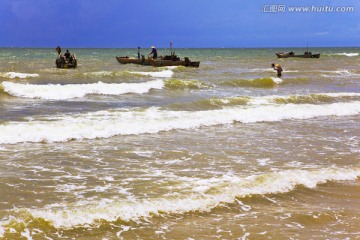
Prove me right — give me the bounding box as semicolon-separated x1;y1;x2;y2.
0;0;359;48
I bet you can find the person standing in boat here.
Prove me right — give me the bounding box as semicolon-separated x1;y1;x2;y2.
148;46;157;59
271;63;283;77
64;50;70;59
64;49;72;62
137;46;141;59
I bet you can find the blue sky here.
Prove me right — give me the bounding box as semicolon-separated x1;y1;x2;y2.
0;0;359;48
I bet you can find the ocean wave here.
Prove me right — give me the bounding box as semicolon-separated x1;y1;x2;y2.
221;77;283;88
129;68;174;78
1;166;359;235
271;93;359;104
319;69;360;78
1;80;164;100
164;78;208;90
83;70;136;78
1;101;360;144
166;96;251;110
249;92;360;105
0;72;39;79
329;53;359;57
165;93;360;111
248;68;300;73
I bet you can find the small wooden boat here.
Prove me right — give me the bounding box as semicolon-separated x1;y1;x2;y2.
116;51;200;67
55;56;77;68
116;56;150;65
276;51;320;58
55;47;77;68
148;56;200;68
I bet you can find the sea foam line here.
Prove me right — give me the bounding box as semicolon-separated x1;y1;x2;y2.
129;68;174;78
0;72;39;79
330;53;359;57
3;167;359;230
0;101;360;144
1;80;164;100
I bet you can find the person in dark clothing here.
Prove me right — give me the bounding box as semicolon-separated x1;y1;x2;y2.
64;49;74;63
148;46;157;59
137;46;141;59
64;50;71;59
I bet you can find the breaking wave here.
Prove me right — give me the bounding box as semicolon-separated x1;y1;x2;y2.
0;72;39;79
164;93;360;110
1;166;359;236
164;78;208;90
1;80;164;100
271;93;360;104
0;100;360;144
221;77;283;88
129;69;174;78
329;53;359;57
83;70;137;78
165;96;251;110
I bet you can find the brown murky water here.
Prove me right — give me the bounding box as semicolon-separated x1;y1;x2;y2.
0;48;360;239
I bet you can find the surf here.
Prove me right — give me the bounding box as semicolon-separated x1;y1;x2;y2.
221;77;283;88
1;80;164;100
1;101;360;144
0;72;39;79
164;78;208;90
1;166;359;234
129;68;174;78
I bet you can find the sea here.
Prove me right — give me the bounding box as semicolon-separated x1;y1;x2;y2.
0;47;360;240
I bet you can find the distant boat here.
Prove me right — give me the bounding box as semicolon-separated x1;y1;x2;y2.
116;54;200;68
276;51;320;58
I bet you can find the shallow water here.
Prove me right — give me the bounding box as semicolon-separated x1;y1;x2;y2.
0;47;360;239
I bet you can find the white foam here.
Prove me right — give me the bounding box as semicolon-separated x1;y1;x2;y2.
271;77;283;84
0;226;4;238
333;53;359;57
133;150;155;158
20;228;33;240
100;176;115;182
248;92;360;105
248;68;274;72
56;184;87;193
84;71;118;77
83;71;128;78
1;80;164;100
130;69;174;78
320;69;360;78
0;101;360;144
9;167;360;229
257;158;271;166
323;92;360;97
0;72;39;79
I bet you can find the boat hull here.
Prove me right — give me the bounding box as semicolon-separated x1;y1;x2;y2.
116;56;150;65
148;57;200;68
55;58;77;68
276;52;320;58
116;56;200;68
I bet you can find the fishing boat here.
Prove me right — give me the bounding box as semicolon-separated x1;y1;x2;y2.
148;55;200;68
116;56;150;65
116;55;200;68
55;46;77;68
276;51;320;58
55;57;77;68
